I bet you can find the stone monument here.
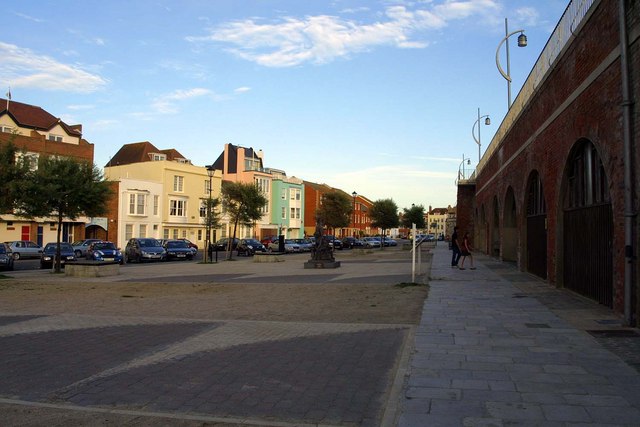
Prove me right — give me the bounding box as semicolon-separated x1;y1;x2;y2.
304;217;341;269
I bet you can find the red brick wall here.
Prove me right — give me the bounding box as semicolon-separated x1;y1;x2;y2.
458;1;638;315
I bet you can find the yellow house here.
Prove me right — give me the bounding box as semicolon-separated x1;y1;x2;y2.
104;142;222;249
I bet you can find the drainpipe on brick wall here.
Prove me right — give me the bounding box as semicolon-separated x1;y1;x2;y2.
619;0;635;326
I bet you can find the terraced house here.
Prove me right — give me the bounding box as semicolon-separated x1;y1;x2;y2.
104;141;222;249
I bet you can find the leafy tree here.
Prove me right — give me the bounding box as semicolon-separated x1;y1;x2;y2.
370;199;399;249
14;156;112;272
316;191;352;234
221;181;267;260
401;204;426;230
0;139;31;214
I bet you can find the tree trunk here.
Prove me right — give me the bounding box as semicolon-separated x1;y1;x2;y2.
55;210;63;273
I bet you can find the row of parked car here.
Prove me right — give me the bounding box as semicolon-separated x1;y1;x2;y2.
1;238;202;269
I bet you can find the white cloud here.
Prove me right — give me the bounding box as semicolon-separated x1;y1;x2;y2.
14;12;45;23
0;42;107;93
151;88;212;114
514;7;540;27
234;86;251;93
187;1;500;67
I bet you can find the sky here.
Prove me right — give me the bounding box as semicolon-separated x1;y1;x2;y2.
1;0;570;211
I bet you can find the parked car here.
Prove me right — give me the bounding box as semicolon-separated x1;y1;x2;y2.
4;240;42;260
86;241;124;264
362;237;382;248
40;242;76;269
213;237;239;252
268;239;301;253
124;238;166;263
71;239;103;258
177;238;198;255
292;238;313;252
0;243;14;271
260;236;278;247
162;239;194;261
325;235;343;250
342;237;364;249
237;239;267;256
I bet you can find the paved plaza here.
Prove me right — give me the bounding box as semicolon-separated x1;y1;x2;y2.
1;245;640;426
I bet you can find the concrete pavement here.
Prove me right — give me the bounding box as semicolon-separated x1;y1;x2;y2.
397;244;640;426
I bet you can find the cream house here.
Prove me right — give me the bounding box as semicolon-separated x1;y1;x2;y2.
104;142;222;249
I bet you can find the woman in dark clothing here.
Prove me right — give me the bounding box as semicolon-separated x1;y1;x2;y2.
458;232;476;270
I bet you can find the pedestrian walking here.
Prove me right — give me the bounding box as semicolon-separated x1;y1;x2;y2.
458;231;476;270
451;226;461;267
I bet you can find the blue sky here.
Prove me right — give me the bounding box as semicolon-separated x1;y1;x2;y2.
2;0;569;211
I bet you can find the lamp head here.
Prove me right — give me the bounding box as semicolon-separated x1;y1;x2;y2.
484;117;491;126
517;33;527;47
352;191;357;197
467;159;471;165
206;164;216;177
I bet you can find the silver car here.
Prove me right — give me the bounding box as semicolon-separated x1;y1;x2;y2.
4;240;43;260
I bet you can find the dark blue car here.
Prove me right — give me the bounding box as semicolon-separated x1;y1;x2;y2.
86;241;124;264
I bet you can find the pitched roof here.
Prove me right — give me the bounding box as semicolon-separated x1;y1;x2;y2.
1;98;82;137
106;141;187;167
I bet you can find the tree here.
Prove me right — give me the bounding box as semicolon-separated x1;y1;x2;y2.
221;181;267;260
14;156;112;272
0;139;31;214
370;199;399;249
202;196;221;262
401;204;426;230
316;191;352;234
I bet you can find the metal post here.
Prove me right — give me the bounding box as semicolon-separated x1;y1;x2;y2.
505;18;512;108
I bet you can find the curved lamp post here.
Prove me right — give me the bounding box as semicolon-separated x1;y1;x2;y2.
472;108;491;163
456;156;471;185
351;191;357;237
496;18;527;109
205;165;216;263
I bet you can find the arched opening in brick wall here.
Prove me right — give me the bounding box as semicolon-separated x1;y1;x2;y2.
561;139;612;307
478;204;487;254
491;196;500;258
525;170;547;279
503;187;518;262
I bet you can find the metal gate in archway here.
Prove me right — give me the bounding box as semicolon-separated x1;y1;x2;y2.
563;204;613;306
526;172;547;279
563;141;613;307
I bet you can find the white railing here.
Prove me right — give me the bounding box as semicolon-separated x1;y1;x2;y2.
477;0;597;174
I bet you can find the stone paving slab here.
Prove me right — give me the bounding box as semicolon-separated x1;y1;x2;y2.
396;245;640;426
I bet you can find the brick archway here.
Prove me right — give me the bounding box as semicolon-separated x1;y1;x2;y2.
503;187;518;262
561;139;612;307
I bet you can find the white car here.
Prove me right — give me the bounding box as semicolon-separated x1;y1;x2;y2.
268;239;301;253
4;240;43;260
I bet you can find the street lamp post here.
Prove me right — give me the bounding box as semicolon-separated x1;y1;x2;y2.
472;108;491;163
495;17;527;109
456;155;471;184
205;165;215;263
352;191;357;237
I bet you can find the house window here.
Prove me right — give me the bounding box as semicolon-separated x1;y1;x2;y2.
173;176;184;192
281;207;286;220
151;153;166;161
48;134;63;142
139;224;147;237
198;229;202;240
170;199;186;216
200;201;206;218
128;193;146;215
153;195;159;215
1;125;15;133
163;229;169;239
173;229;179;239
296;208;301;219
204;179;211;194
290;207;295;218
281;189;286;200
125;224;133;240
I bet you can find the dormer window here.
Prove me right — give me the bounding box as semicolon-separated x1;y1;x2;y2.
176;158;190;164
150;153;166;161
1;125;15;133
48;134;63;142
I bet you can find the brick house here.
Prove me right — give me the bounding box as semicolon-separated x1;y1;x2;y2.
0;98;96;245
